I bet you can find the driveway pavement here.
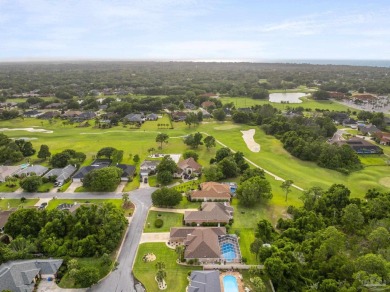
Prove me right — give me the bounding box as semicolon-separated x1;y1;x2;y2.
38;280;86;292
139;232;170;243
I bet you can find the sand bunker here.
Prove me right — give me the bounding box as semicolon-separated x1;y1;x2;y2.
0;128;53;133
241;129;260;152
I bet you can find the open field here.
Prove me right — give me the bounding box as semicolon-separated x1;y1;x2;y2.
144;211;183;232
0;198;39;210
220;96;358;112
0;182;20;192
133;243;200;292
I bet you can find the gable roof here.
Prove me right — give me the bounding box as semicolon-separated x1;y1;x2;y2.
0;259;63;292
188;270;222;292
191;190;231;200
177;158;202;172
200;182;230;193
124;113;143;122
184;202;233;223
201;101;215;108
15;165;48;177
0;165;20;182
140;160;160;169
115;164;136;177
43;165;77;182
184;227;226;259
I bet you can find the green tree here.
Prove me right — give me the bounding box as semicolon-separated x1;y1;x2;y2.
5;176;18;187
157;170;173;185
51;152;70;168
5;208;44;238
133;154;140;164
252;276;266;291
203;135;216;150
156;269;167;283
97;147;117;159
213;108;226;121
184;132;203;149
155;261;166;270
368;227;390;251
111;149;124;164
83;167;122;191
203;165;224;182
19;175;42;192
182;150;199;161
355;254;388;281
157;156;177;173
37;144;51;160
74;267;99;287
280;180;293;202
218;157;239;178
151;187;182;207
341;204;364;233
215;147;231;162
185;112;199;128
156;133;169;149
240;168;265;183
237;176;272;206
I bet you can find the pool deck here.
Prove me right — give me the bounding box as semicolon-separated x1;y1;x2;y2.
220;271;245;292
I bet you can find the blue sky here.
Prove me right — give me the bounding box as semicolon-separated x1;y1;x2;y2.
1;0;390;61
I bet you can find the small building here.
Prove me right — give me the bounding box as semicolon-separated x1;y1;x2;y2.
72;159;111;182
74;111;96;122
359;124;381;136
15;165;48;177
43;165;77;184
171;111;187;121
199;108;211;119
124;113;144;124
175;158;202;178
190;182;232;202
184;202;233;225
0;259;63;292
115;164;136;181
336;137;383;154
342;118;358;129
146;113;158;121
38;111;60;119
140;160;160;183
61;110;82;119
45;103;63;109
201;101;215;109
0;209;16;233
188;270;222;292
23;110;41;118
184;102;196;110
0;165;20;182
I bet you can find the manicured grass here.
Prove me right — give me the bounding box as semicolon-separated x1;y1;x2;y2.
231;228;257;265
58;180;71;192
58;255;116;288
144;211;184;232
175;197;201;209
74;186;86;192
148;175;158;187
46;199;123;210
140;114;172;131
123;178;140;191
134;243;200;292
0;198;39;210
172;178;203;193
37;182;54;192
0;182;19;192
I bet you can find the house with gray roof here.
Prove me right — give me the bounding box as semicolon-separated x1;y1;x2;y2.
188;270;221;292
0;259;63;292
115;164;136;181
146;113;158;121
0;165;20;182
184;202;233;225
15;165;48;177
140;160;160;183
43;165;77;183
124;113;144;123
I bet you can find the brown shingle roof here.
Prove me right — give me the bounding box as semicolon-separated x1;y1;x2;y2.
200;182;230;193
177;158;202;172
190;190;231;200
184;202;233;223
184;227;226;259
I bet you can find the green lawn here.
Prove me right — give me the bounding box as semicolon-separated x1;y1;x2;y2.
134;243;200;292
0;198;39;210
144;211;184;232
140;114;172;130
58;180;71;192
46;199;123;210
58;254;116;288
175;197;201;209
123;178;140;191
0;182;19;192
172;178;204;193
37;182;54;192
232;228;257;265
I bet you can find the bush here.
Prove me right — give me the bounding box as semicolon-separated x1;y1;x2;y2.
154;218;164;228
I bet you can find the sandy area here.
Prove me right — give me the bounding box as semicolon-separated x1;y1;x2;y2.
241;129;260;152
0;127;53;133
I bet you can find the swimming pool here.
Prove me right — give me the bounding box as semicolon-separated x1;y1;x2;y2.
223;275;239;292
220;242;236;262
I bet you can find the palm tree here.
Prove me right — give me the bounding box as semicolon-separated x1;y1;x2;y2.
155;261;166;270
156;269;166;283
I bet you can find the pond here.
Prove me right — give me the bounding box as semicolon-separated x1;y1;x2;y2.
269;92;308;103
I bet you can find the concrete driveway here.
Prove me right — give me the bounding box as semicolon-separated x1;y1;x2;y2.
38;280;86;292
66;181;83;193
139;232;170;243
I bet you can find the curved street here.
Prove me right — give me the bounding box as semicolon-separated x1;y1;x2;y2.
1;188;156;292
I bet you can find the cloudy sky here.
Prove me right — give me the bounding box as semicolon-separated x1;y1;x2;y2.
1;0;390;61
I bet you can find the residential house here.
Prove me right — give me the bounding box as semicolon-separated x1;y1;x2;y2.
201;101;215;109
336;137;383;154
140;160;160;183
184;202;233;225
74;111;96;122
38;111;60;119
45;103;63;109
146;113;158;121
23;110;41;118
200;93;219;99
172;111;187;121
199;108;211;119
190;182;232;202
57;202;92;214
15;165;48;177
188;271;222;292
61;110;82;119
0;165;20;182
43;165;77;184
0;259;63;292
374;132;390;146
174;158;202;178
72;159;111;182
184;102;196;110
115;164;136;181
359;124;381;136
332;112;349;125
237;107;252;113
0;209;16;233
327;91;346;99
342;118;358;129
124;113;144;124
169;227;241;264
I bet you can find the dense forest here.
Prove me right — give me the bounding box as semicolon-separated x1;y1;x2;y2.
253;185;390;291
1;62;390;97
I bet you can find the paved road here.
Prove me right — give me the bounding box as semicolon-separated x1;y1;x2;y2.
89;187;155;292
1;188;156;292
